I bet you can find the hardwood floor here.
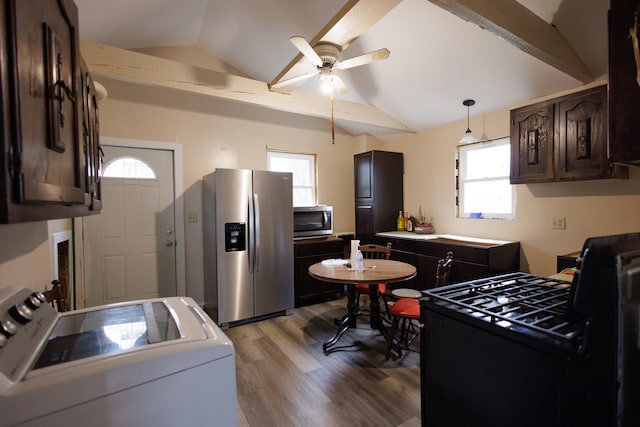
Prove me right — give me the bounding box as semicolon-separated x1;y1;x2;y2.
226;298;421;427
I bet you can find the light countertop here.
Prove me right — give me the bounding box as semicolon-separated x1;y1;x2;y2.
375;231;516;245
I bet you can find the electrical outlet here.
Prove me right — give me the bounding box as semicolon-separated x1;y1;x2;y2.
187;213;198;223
552;217;566;229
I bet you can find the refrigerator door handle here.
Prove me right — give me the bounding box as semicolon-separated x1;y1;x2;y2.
253;193;260;272
248;193;255;273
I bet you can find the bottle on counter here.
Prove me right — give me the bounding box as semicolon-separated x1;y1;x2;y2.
407;217;413;232
355;250;364;272
397;210;405;231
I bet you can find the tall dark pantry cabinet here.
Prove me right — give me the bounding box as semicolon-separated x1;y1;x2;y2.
354;150;403;243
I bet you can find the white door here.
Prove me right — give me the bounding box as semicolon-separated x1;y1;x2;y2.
83;146;176;307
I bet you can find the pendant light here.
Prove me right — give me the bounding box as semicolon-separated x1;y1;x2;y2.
459;99;478;144
480;113;488;141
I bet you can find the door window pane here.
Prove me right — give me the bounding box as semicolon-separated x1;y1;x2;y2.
103;157;156;179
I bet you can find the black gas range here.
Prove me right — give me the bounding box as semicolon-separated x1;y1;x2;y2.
420;233;640;427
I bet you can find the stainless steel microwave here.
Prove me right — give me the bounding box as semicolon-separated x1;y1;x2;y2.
293;206;333;238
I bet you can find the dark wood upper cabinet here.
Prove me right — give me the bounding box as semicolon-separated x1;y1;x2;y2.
80;58;102;213
354;152;374;203
556;86;609;180
510;85;625;184
354;150;403;242
0;0;101;222
608;0;640;166
510;101;555;183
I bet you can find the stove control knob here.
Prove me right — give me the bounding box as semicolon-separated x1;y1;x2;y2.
26;292;45;309
0;333;7;348
0;319;17;336
9;303;33;324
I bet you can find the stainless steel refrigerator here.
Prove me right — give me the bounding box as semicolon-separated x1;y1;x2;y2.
202;168;294;327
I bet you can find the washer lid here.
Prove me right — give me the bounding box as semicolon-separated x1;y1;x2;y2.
33;301;179;370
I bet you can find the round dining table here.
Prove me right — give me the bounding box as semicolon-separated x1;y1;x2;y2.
308;258;417;352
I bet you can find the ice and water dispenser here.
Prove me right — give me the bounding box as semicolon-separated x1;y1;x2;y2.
224;223;246;252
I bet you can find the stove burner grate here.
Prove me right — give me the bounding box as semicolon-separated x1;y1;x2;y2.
424;272;587;350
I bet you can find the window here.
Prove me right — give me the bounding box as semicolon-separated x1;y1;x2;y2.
103;157;156;179
456;137;515;219
267;151;316;207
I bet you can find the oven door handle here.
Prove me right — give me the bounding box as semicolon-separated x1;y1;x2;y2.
575;320;591;356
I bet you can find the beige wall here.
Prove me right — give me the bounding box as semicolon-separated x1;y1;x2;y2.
95;76;368;302
1;50;639;301
0;219;71;292
385;80;640;276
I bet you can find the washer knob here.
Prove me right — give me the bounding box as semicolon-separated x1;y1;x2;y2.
9;303;33;324
26;292;45;309
34;291;47;304
0;318;17;336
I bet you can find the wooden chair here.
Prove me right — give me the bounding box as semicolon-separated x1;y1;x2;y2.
434;251;454;288
385;251;454;360
354;243;391;315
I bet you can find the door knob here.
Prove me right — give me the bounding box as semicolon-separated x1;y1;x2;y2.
165;240;175;247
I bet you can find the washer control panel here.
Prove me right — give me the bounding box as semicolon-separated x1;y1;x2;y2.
0;287;58;392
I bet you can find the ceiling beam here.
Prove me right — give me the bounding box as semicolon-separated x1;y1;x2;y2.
428;0;593;83
80;40;413;134
269;0;401;91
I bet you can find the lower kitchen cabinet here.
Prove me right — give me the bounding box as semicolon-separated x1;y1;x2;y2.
294;237;345;307
375;234;520;290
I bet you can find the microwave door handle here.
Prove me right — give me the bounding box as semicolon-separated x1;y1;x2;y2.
253;193;260;272
323;211;329;227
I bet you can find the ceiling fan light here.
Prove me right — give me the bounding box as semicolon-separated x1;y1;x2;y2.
319;71;331;82
319;70;333;93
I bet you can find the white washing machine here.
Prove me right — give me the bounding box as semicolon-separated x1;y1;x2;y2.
0;287;238;426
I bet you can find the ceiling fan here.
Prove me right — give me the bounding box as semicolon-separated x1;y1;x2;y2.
270;36;390;94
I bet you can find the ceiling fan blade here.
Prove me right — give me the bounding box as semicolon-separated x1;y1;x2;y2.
270;70;319;89
328;74;350;94
335;48;390;70
269;0;400;88
289;36;323;67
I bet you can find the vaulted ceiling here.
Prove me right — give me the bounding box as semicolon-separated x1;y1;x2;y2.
75;0;609;140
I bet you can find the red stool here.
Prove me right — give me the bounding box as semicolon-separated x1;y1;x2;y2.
385;251;454;360
385;297;420;360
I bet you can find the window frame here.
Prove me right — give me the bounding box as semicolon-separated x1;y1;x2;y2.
266;150;317;207
456;137;515;220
